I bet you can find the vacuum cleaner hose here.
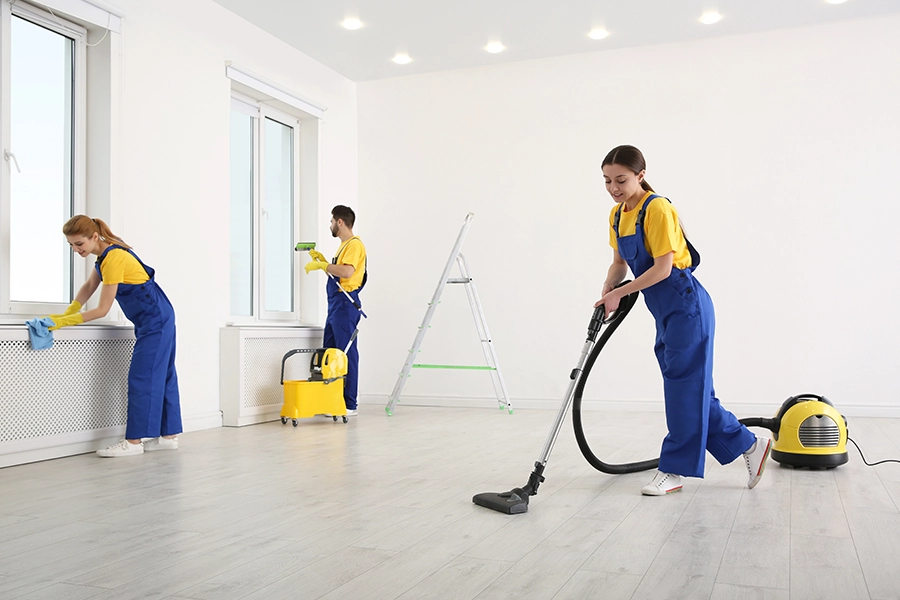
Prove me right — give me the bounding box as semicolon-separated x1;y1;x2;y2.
571;290;661;474
572;293;780;474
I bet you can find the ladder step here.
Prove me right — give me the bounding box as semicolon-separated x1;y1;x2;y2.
446;278;471;284
412;363;497;371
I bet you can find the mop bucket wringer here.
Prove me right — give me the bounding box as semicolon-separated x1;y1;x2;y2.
280;347;349;426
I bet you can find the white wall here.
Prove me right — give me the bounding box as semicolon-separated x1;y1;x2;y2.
357;15;900;417
111;0;357;429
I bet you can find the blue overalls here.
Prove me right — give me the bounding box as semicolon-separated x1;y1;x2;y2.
322;240;366;411
613;195;755;477
96;246;182;440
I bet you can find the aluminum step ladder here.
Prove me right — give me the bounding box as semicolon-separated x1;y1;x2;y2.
385;212;512;416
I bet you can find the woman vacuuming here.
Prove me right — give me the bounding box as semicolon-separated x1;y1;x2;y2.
595;146;771;496
47;215;182;457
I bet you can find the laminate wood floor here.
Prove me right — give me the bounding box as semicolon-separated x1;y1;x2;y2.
2;405;900;599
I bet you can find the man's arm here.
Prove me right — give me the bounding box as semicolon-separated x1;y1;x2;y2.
326;263;355;278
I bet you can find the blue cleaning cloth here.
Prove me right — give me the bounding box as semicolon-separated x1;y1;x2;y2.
25;317;56;350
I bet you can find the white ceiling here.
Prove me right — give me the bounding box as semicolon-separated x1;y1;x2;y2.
210;0;900;81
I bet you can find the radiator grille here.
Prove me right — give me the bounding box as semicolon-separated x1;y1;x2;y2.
0;339;134;443
798;415;841;447
242;336;313;409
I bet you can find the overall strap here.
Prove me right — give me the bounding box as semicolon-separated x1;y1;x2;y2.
96;245;152;281
636;194;661;230
332;236;361;265
613;194;660;237
637;194;701;267
359;257;368;291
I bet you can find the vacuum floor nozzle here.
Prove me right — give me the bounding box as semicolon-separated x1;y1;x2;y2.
472;488;530;514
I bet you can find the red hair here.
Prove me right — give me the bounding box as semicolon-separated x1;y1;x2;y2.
62;215;131;249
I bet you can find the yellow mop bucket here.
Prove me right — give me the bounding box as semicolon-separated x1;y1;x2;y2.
280;348;349;426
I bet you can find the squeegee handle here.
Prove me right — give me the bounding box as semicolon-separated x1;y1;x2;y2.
329;274;368;318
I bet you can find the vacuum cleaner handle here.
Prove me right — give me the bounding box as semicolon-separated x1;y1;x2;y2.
587;306;606;341
589;282;639;340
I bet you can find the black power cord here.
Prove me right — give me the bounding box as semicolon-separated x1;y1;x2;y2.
847;437;900;467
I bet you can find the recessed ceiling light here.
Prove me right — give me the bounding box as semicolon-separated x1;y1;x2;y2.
341;18;363;30
825;0;847;4
392;53;412;65
485;42;505;54
589;29;610;40
700;12;722;25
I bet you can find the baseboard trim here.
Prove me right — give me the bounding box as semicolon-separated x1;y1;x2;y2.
184;411;225;432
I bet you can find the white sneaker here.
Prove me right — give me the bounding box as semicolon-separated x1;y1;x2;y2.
324;409;358;417
144;437;178;451
641;471;683;496
97;439;143;458
744;436;772;489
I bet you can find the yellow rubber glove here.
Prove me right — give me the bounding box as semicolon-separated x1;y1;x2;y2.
308;249;327;263
49;313;85;331
305;260;329;275
47;300;82;320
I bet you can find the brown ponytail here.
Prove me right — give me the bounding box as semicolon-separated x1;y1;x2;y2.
62;215;132;249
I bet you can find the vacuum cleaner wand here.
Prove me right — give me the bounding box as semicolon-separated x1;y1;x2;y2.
473;292;638;514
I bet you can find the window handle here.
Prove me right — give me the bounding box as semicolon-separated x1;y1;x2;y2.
4;150;21;174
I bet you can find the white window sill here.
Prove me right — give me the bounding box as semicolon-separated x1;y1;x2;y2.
223;322;322;329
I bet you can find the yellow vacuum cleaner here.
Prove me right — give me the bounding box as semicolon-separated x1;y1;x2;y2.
767;394;848;468
280;346;351;426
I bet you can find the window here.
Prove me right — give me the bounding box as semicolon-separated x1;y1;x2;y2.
229;97;300;320
226;63;326;323
261;115;295;314
1;1;86;315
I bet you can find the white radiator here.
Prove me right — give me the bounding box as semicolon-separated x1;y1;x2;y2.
219;326;323;426
0;325;135;468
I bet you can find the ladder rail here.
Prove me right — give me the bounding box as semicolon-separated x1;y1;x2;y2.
457;253;512;412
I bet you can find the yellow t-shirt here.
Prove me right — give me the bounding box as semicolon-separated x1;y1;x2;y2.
334;237;366;292
608;191;693;270
98;248;150;285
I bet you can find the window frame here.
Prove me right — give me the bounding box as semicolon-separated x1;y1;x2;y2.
228;94;302;324
0;0;88;317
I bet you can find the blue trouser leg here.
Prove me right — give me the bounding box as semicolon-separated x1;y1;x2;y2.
706;391;754;464
655;288;755;477
323;307;361;410
159;326;182;437
125;321;180;439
